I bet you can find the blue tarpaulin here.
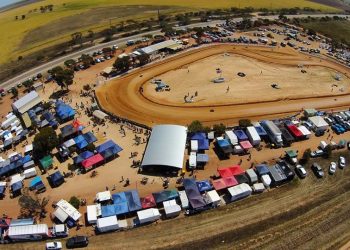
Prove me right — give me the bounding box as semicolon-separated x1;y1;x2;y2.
83;132;97;144
11;181;23;193
73;135;88;150
124;190;142;212
96;140;123;155
73;151;94;165
30;176;43;188
114;202;129;215
112;192;127;204
101;204;116;217
49;171;64;187
196;180;212;192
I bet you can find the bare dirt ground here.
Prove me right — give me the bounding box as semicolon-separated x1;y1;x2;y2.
96;44;350;127
146;53;350;106
5;151;350;250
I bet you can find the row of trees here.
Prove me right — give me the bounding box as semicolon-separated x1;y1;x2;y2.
113;53;150;72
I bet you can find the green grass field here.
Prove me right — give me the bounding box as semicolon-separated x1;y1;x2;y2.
301;20;350;45
0;0;340;64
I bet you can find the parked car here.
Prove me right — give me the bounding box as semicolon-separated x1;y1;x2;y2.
329;162;337;174
295;165;307;179
310;150;324;158
66;236;89;249
311;163;324;178
339;156;346;169
46;241;62;250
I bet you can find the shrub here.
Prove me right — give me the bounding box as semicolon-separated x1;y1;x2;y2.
69;196;80;209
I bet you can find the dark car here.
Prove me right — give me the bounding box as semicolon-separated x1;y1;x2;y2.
311;163;324;178
66;236;89;249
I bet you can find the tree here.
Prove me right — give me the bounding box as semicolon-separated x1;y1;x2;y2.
49;66;74;90
21;15;26;20
86;30;94;43
80;54;94;68
324;145;332;159
113;56;131;72
213;123;226;136
64;59;76;68
69;196;80;209
238;119;252;128
137;53;150;66
300;148;311;164
188;120;204;133
22;79;34;91
18;188;49;219
71;32;83;46
11;88;18;98
33;127;59;158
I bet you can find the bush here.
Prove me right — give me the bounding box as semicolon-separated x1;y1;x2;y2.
188;120;204;133
213;123;226;136
83;84;91;91
324;145;332;159
238;119;252;128
69;196;80;209
300;148;311;164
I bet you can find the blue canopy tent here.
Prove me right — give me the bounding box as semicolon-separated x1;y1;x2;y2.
152;189;179;204
255;164;270;177
100;148;117;161
34;106;43;114
11;181;23;194
42;111;55;122
21;155;32;164
190;132;209;150
112;192;127;204
73;151;94;165
197;154;209;163
60;124;77;139
196;180;212;192
56;101;75;121
114;202;129;216
124;190;142;212
183;178;206;210
29;176;43;190
96;140;123;155
0;185;5;197
14;159;24;169
10;154;22;163
101;204;116;217
83;132;97;144
216;139;233;154
73;135;88;150
49;171;64;187
0;163;21;177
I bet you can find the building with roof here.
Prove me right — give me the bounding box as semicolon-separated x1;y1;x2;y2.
141;125;187;172
138;40;182;59
12;91;42;115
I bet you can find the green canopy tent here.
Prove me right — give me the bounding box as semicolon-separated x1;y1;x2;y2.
39;155;53;170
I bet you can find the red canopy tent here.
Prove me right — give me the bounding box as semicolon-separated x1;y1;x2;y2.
222;176;238;187
287;125;303;139
81;154;104;170
239;141;253;150
218;165;245;178
72;119;84;130
218;168;232;178
212;179;227;191
140;194;156;209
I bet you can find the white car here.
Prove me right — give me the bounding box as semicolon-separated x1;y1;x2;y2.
329;162;337;175
339;156;346;169
46;241;62;250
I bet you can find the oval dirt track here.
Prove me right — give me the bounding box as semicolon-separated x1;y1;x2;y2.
96;44;350;127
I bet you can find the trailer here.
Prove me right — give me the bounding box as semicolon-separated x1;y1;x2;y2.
96;216;119;233
260;121;283;147
163;199;181;218
178;190;189;209
227;183;252;202
23;167;37;179
224;130;238;145
319;141;328;150
137;208;161;224
6;224;49;242
1;115;17;129
246;126;261;146
246;169;258;184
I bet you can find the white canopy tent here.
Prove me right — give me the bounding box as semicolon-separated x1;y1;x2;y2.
93;110;108;120
96;191;112;202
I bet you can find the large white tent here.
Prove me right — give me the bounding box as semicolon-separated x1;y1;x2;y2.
141;125;187;171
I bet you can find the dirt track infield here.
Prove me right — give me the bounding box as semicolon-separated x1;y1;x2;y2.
96;44;350;126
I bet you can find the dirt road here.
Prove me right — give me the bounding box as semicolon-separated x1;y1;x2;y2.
96;44;350;127
7;151;350;250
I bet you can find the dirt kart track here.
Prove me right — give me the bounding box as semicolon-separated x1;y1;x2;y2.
96;44;350;126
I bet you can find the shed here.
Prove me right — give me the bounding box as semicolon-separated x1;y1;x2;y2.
227;183;252;202
163;199;181;218
204;190;221;206
137;208;161;224
246;169;258;184
12;91;41;114
96;216;119;233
